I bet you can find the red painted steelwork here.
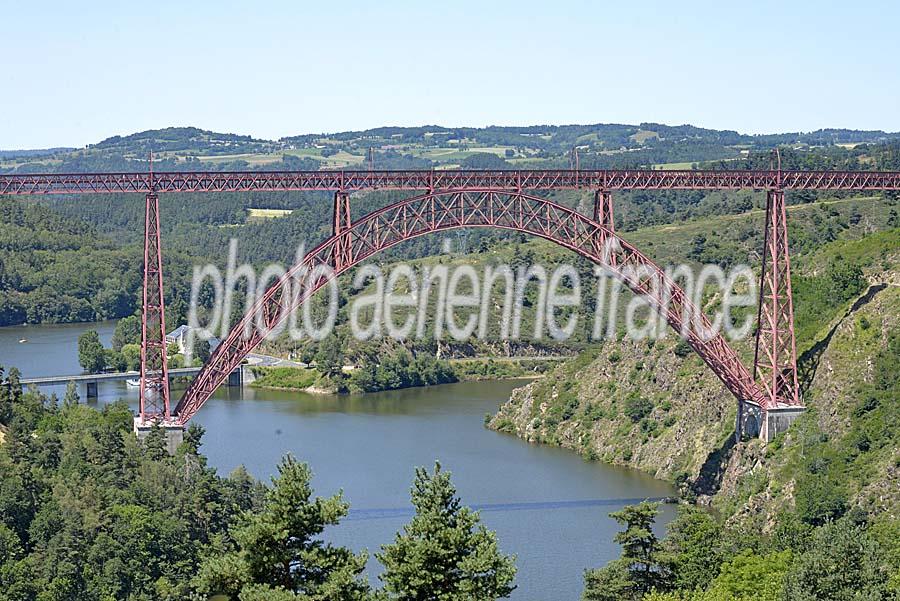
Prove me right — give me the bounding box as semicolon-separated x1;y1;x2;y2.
139;192;171;421
175;190;769;424
3;169;900;195
593;189;616;266
11;166;896;426
332;191;353;271
753;189;800;408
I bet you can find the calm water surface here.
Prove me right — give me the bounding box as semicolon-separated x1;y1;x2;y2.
1;321;675;601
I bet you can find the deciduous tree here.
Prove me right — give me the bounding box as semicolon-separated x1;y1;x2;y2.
77;330;106;373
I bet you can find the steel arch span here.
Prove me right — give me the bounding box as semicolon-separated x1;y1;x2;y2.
175;189;769;424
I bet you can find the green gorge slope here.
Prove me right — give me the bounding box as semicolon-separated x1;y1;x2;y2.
489;226;900;523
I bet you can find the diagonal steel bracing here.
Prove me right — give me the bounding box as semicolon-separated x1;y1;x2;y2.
3;169;900;195
139;193;171;421
174;190;769;424
753;189;800;408
12;167;894;428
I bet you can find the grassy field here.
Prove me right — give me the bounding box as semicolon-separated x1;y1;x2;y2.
651;161;695;170
247;208;293;219
630;129;660;144
408;145;517;162
283;147;325;159
250;366;320;390
186;146;369;168
195;152;284;166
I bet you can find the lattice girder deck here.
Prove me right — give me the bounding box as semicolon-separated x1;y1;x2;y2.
175;190;768;424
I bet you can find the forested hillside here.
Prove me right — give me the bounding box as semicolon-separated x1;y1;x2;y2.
0;372;516;600
488;217;900;598
3;123;899;174
489;209;898;480
2;123;899;329
0;199;205;327
0;199;139;325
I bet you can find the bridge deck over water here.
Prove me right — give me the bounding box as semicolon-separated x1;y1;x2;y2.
20;367;203;386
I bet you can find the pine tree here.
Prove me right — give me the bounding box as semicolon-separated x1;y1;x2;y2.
0;365;11;425
614;502;668;593
143;424;168;461
1;367;23;428
378;462;517;600
583;501;668;600
63;381;80;408
194;455;370;600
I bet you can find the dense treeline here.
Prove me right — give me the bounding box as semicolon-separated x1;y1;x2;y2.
0;367;517;600
0;367;262;599
3;153;324;175
708;140;900;171
583;500;899;601
6;123;900;177
2;141;897;331
0;199;140;325
283;123;900;157
0;199;203;327
348;347;458;392
93;127;273;155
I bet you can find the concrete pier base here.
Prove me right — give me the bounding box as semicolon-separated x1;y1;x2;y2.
86;381;98;398
133;417;184;455
737;400;805;443
240;365;256;385
760;405;806;442
736;399;760;440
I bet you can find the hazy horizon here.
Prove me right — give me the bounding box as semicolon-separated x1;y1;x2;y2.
4;120;900;153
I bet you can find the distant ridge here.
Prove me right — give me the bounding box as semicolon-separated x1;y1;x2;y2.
0;148;75;158
5;123;900;153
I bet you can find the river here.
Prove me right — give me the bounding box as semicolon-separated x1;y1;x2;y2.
0;321;675;601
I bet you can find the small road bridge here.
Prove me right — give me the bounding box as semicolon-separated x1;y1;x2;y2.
20;367;203;398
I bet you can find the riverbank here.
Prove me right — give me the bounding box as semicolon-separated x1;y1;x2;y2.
249;357;558;395
488;231;900;530
488;340;734;485
192;379;677;601
0;318;679;600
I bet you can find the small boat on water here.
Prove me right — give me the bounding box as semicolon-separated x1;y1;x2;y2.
18;338;27;343
126;378;141;388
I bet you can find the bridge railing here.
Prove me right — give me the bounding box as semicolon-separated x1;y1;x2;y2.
3;169;900;195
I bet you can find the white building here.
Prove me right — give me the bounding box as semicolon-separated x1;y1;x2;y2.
166;325;219;354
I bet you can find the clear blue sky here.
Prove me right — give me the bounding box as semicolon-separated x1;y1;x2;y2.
2;0;899;149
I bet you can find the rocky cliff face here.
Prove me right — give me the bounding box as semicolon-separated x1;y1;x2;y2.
711;284;900;528
489;335;738;483
490;279;899;526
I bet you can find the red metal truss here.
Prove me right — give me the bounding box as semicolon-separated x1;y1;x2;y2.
11;166;891;428
593;189;615;263
3;169;900;195
139;193;171;422
332;191;353;270
174;190;768;424
753;189;800;408
593;189;615;227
